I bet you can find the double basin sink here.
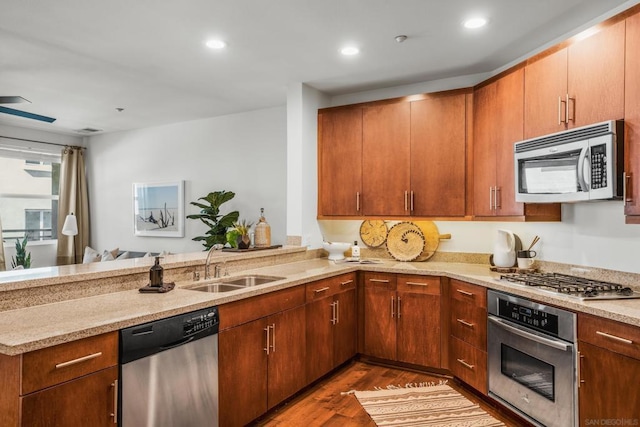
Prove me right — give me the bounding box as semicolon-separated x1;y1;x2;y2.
186;275;285;293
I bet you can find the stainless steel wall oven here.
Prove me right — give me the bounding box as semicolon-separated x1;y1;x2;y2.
487;290;577;427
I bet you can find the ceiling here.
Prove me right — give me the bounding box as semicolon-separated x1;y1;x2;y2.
0;0;637;136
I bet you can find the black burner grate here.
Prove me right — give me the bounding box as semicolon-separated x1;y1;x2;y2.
500;272;634;298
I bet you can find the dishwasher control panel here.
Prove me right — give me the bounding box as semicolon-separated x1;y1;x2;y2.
183;307;219;337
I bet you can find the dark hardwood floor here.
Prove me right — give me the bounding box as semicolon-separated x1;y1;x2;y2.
251;360;527;426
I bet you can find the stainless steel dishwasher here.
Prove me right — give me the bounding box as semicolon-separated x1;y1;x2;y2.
119;306;219;427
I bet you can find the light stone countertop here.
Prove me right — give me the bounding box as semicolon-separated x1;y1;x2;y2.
1;257;640;356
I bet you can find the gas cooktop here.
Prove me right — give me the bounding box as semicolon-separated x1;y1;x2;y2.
500;272;640;300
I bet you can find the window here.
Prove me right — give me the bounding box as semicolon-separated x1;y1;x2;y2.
0;140;61;242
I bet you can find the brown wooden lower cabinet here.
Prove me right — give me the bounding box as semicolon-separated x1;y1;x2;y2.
0;331;119;427
449;335;487;394
362;273;442;368
219;304;306;427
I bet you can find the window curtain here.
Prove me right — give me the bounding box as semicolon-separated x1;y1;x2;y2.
0;216;5;271
56;146;89;265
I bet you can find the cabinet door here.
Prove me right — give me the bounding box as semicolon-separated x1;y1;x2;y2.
21;366;118;427
363;276;397;360
494;68;525;216
397;292;441;367
524;49;568;139
579;341;640;421
305;295;334;384
625;12;640;219
219;319;268;427
473;81;498;217
362;102;411;216
267;305;306;410
334;288;357;367
318;108;363;216
568;20;625;128
410;94;467;216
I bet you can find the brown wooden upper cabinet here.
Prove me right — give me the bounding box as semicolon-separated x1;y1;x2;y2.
410;92;467;217
473;69;560;220
362;102;411;216
318;107;363;216
625;12;640;222
524;20;625;139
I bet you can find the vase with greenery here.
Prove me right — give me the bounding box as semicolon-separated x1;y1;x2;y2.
11;236;31;269
187;190;240;250
227;219;253;249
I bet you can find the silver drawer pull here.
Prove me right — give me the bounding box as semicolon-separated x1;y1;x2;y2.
406;281;428;287
340;280;354;286
55;352;102;369
314;287;330;293
111;380;118;423
596;330;634;345
456;289;474;297
370;279;390;284
456;359;475;370
456;319;475;328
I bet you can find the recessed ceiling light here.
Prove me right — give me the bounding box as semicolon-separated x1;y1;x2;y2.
341;46;360;56
205;39;226;49
463;17;488;29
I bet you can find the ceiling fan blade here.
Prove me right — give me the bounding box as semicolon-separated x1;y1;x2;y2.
0;96;30;104
0;106;56;123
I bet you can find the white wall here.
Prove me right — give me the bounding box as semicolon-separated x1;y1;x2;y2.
85;106;287;254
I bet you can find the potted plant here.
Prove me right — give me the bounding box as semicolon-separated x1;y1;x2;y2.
227;219;253;249
187;190;240;250
11;236;31;269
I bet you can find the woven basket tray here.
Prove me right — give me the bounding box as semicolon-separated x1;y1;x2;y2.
386;222;426;262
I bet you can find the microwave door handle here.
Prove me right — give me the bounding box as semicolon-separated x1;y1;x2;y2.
488;316;571;352
577;146;589;192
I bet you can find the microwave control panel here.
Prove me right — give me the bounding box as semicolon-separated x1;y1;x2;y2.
590;144;607;189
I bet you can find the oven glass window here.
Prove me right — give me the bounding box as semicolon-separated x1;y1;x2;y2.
501;344;555;401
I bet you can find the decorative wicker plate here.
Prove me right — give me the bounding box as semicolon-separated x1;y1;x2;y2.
386;222;426;262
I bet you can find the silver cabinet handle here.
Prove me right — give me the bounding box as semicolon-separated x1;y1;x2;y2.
456;289;474;297
111;380;118;424
406;281;429;287
314;287;330;293
264;326;270;355
356;192;360;212
596;330;633;345
270;324;276;353
397;296;401;319
578;351;584;388
369;279;390;284
391;296;395;318
624;173;632;204
558;96;565;124
336;300;340;324
495;186;501;209
330;301;337;325
410;191;414;212
456;359;475;370
456;318;474;328
55;352;102;369
566;94;575;122
340;279;353;286
489;187;494;210
404;191;409;211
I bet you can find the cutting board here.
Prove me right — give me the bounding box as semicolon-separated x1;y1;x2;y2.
413;221;451;261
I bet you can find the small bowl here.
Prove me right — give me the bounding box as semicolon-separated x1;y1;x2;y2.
322;242;351;261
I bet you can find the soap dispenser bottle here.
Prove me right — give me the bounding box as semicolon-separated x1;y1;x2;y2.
150;256;164;287
254;207;271;248
351;241;360;260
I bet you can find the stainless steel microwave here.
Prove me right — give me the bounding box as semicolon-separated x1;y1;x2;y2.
515;120;624;203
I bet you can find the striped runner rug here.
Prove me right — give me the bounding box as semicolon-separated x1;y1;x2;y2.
351;384;506;426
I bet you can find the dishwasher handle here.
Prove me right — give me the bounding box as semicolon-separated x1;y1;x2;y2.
159;336;195;351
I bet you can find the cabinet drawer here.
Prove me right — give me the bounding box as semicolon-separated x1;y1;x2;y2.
578;313;640;360
397;275;440;295
21;332;118;395
306;273;356;301
219;285;305;330
449;336;487;394
450;303;487;351
363;272;397;291
450;279;486;308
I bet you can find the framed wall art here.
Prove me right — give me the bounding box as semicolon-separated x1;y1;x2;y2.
133;181;184;237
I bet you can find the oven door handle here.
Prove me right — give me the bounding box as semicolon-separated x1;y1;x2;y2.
489;316;571;352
